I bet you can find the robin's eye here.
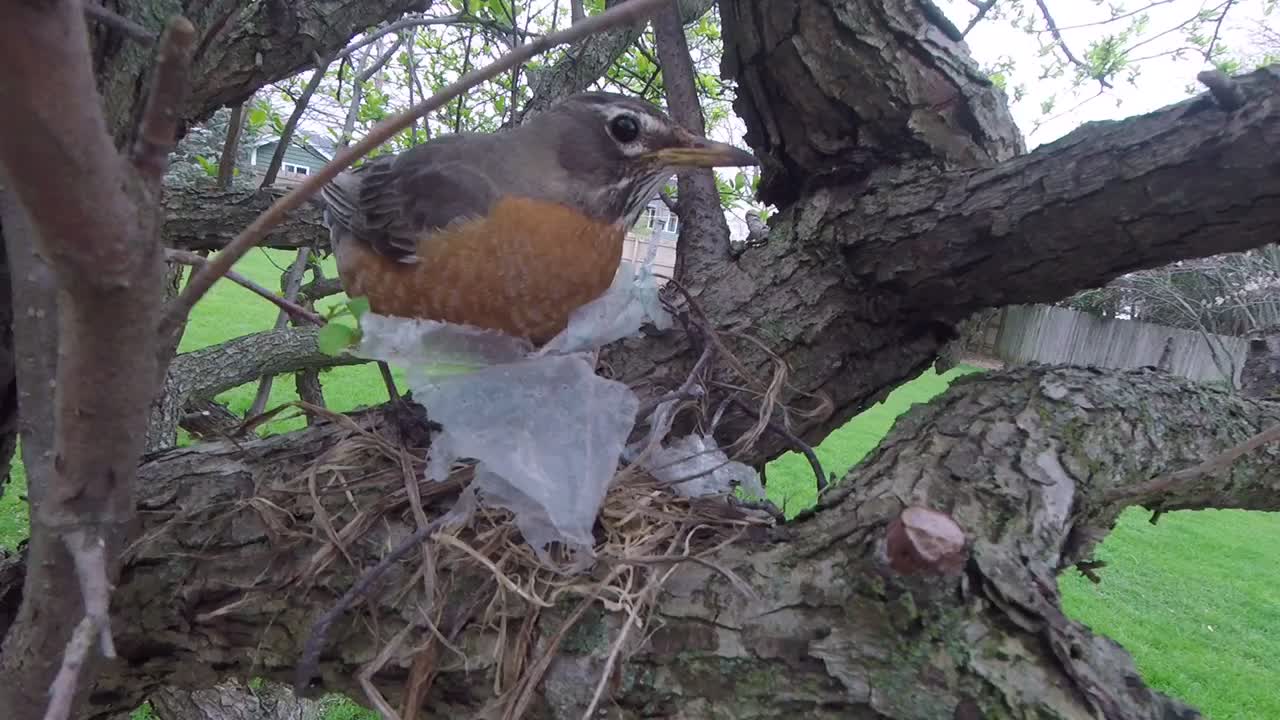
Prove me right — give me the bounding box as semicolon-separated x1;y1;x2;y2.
609;114;641;143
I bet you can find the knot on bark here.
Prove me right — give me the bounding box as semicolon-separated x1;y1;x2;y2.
884;506;967;576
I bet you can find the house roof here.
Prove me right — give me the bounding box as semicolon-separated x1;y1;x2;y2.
253;131;334;162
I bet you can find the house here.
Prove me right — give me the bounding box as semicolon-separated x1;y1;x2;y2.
249;133;335;186
622;198;679;282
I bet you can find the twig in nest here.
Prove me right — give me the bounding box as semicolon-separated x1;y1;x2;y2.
165;249;325;326
294;516;448;693
729;396;826;493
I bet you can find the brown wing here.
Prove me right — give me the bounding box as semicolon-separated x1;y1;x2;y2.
321;139;501;264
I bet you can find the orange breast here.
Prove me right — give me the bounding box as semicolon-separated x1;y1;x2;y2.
339;196;626;344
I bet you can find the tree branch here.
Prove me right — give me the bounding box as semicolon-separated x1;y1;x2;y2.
247;249;316;418
1034;0;1113;89
163;187;328;252
262;55;334;189
147;325;366;451
216;101;246;190
164;249;323;326
0;7;192;719
3;367;1272;718
652;0;732;285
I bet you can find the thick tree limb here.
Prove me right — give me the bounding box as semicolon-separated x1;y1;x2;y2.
146;326;366;451
719;0;1024;207
0;367;1272;718
609;25;1280;461
163;187;328;252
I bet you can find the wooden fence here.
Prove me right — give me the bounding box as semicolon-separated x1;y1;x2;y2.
984;304;1248;386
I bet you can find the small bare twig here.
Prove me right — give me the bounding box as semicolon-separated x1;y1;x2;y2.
729;396;827;493
217;101;247;190
1034;0;1113;89
1203;0;1237;63
248;248;316;416
262;55;334;188
1107;422;1280;502
82;1;155;44
131;18;197;183
164;249;324;326
161;0;670;342
963;0;997;37
294;516;449;693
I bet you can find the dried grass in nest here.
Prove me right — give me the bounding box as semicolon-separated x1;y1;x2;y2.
266;412;770;720
256;298;829;720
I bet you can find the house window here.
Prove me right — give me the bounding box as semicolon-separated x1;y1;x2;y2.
641;206;658;230
283;163;310;176
662;212;678;234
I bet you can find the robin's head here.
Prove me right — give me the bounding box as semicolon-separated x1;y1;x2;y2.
530;91;758;226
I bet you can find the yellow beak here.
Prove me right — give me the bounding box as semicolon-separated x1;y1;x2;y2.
647;130;758;168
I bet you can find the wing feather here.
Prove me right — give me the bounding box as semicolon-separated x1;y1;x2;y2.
320;139;501;264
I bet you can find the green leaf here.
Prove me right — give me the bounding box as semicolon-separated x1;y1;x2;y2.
734;172;747;190
248;107;269;127
317;323;359;356
195;155;218;177
347;296;371;320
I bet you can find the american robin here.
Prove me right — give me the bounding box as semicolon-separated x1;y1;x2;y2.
319;91;757;345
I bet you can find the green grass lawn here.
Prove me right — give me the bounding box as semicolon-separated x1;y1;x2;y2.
0;251;1276;718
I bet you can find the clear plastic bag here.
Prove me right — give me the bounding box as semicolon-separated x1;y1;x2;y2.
353;259;669;565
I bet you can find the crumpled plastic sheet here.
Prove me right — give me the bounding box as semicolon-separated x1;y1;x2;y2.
641;433;765;500
352;258;673;567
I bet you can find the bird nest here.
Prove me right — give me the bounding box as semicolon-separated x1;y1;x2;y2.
257;399;768;712
238;291;829;719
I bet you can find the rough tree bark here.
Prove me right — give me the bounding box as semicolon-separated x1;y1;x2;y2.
146;326;366;451
148;680;323;720
1;366;1274;718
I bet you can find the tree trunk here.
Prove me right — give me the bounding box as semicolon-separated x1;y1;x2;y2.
0;366;1274;718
